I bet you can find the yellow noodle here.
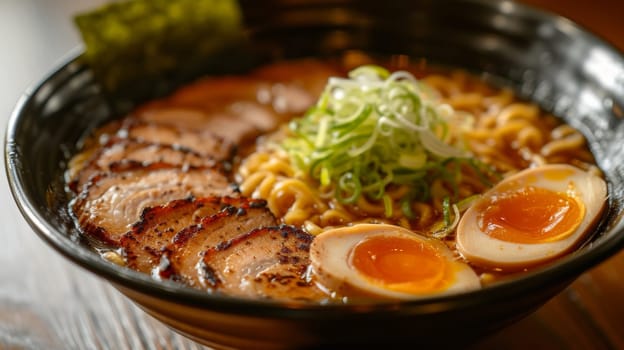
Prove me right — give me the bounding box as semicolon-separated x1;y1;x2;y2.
551;124;578;139
319;208;354;227
448;93;483;110
303;220;324;235
541;133;585;157
483;88;514;110
256;174;278;199
493;120;530;141
354;196;387;216
476;113;499;129
496;103;539;126
263;157;296;177
517;125;543;150
519;147;547;167
238;172;268;196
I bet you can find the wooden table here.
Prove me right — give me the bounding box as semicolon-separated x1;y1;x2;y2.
1;1;623;349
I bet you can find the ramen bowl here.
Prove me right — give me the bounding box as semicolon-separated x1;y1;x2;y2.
6;0;624;348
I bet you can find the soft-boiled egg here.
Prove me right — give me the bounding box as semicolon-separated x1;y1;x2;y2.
310;224;480;300
456;164;607;270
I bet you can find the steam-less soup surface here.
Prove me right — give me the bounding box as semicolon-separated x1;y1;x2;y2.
66;54;606;302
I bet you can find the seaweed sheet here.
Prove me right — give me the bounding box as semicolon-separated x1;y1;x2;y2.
74;0;247;111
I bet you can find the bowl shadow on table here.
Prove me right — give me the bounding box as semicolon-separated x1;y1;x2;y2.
5;0;624;348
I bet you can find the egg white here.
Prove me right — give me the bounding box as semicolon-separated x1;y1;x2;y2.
310;224;480;300
456;164;607;270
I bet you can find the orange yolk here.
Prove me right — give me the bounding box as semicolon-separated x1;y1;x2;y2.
350;235;452;294
479;186;584;244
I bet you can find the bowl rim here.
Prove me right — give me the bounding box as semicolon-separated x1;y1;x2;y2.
5;0;624;318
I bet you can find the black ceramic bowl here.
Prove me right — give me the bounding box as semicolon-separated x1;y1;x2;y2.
6;1;624;349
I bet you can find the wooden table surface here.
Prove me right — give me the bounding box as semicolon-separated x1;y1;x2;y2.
1;1;623;349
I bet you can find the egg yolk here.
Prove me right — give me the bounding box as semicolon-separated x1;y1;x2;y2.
350;235;452;294
479;186;584;244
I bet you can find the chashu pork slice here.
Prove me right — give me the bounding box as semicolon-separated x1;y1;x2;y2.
120;119;235;160
135;102;281;146
157;205;277;287
68;138;218;193
199;225;327;301
158;76;263;108
252;59;341;101
144;74;315;116
121;196;268;274
65;120;124;186
71;167;235;245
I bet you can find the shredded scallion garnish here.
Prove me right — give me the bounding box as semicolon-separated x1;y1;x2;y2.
442;197;452;227
432;200;461;239
282;65;490;219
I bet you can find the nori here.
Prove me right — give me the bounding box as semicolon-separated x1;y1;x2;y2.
74;0;246;110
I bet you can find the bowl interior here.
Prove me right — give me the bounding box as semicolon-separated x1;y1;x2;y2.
5;0;624;346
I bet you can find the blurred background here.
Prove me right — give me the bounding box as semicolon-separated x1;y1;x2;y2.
522;0;622;51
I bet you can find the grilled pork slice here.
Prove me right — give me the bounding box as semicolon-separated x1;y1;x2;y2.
135;102;280;145
252;59;341;101
121;196;268;274
68;138;217;193
199;225;327;301
121;119;235;159
71;167;235;245
148;75;314;115
65;120;124;186
158;205;277;286
162;76;262;108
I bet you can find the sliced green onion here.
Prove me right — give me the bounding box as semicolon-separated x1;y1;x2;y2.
315;117;330;148
400;197;416;220
383;194;393;218
282;64;491;214
320;167;331;187
457;194;481;212
349;65;391;80
442;197;451;227
398;153;427;169
431;197;460;239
